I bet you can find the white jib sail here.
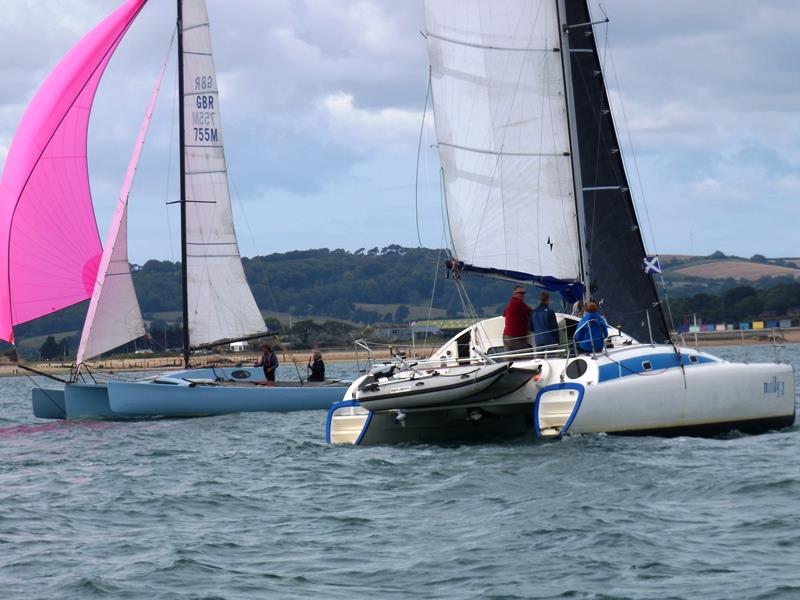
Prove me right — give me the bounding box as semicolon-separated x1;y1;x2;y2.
425;0;581;281
182;0;266;346
76;50;171;364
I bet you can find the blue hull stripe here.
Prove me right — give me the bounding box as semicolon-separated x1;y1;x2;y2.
326;399;372;446
533;382;585;438
598;353;714;382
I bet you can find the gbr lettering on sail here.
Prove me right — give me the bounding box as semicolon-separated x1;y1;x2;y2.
192;75;217;143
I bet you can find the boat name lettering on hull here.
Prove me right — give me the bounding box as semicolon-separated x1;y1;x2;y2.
763;376;785;397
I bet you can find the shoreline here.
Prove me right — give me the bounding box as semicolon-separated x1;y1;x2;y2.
0;347;399;379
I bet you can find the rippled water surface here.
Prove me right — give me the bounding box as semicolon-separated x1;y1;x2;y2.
1;348;799;599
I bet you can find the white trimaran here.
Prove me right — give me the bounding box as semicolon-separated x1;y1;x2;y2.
326;0;796;445
0;0;347;419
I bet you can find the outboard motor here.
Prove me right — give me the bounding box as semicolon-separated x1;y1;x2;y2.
357;363;398;392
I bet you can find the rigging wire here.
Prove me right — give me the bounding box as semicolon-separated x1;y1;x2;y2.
436;163;479;322
601;19;679;334
164;28;179;264
421;244;446;353
419;172;449;353
414;67;432;248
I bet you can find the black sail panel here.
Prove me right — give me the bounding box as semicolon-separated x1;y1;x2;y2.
563;0;670;342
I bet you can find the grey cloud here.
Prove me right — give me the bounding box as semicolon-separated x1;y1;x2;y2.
1;0;798;258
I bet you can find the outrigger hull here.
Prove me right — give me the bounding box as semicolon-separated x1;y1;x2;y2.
562;361;796;437
107;379;346;417
31;388;66;420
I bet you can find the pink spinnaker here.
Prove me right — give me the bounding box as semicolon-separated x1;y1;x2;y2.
0;0;147;343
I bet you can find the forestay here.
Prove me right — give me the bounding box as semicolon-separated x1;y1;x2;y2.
0;0;147;343
181;0;266;346
425;0;581;285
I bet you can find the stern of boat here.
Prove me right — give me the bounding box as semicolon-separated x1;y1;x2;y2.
326;400;372;445
533;383;585;438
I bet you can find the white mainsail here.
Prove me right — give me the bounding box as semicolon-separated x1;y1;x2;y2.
181;0;265;346
425;0;581;282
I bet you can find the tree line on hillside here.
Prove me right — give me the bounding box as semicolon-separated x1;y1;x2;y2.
134;246;513;322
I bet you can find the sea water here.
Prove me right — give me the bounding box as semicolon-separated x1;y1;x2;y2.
1;345;798;600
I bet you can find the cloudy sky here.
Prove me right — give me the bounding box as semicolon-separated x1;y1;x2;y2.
0;0;798;264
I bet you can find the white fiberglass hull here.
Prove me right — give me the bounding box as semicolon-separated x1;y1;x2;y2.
327;345;796;445
542;360;795;437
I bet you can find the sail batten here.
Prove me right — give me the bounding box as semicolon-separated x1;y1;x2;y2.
426;0;582;285
427;31;558;52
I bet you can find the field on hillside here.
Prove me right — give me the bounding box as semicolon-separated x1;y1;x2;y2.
671;259;800;280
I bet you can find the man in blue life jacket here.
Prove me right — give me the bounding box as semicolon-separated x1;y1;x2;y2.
573;301;609;353
531;290;559;349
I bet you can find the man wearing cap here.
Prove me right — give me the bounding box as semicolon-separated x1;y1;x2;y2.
502;286;532;352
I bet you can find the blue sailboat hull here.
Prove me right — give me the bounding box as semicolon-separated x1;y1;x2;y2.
64;383;139;419
107;379;346;416
31;388;66;419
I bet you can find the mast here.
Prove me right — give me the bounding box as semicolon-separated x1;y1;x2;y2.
177;0;190;367
556;0;590;301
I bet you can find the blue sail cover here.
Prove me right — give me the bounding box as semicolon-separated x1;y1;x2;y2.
448;260;584;304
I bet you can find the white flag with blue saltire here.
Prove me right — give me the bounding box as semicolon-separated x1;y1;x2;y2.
643;256;661;274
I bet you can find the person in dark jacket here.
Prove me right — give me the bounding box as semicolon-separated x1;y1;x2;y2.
573;301;609;353
531;291;559;348
255;343;279;383
502;286;532;351
307;350;325;382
